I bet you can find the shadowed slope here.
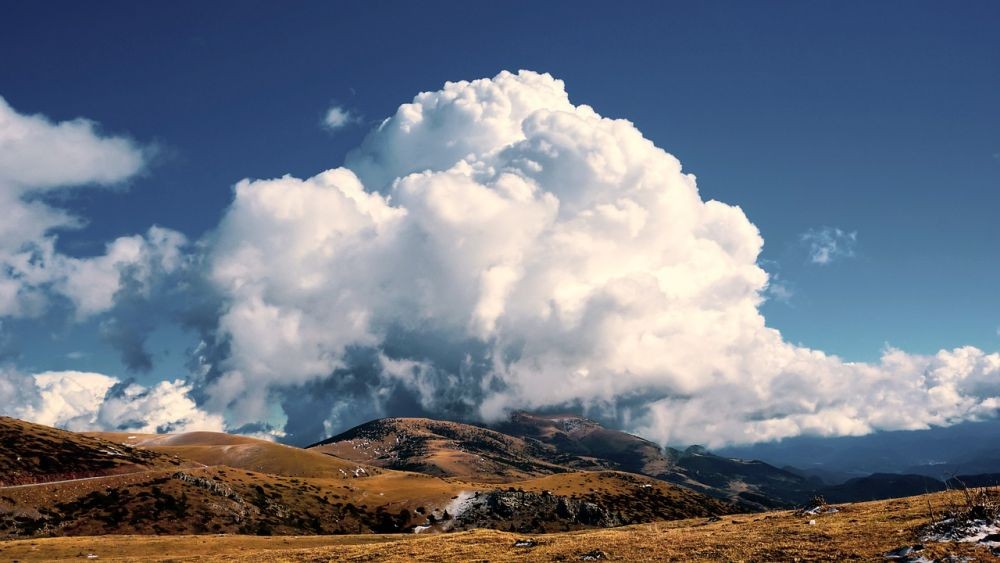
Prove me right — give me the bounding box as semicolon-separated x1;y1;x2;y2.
0;417;194;486
497;412;815;508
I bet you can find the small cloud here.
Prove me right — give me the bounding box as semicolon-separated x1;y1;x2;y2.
322;104;359;132
767;281;794;303
66;351;88;360
800;227;858;265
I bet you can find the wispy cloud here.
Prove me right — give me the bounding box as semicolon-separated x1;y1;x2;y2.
801;226;858;265
766;280;794;303
322;104;359;131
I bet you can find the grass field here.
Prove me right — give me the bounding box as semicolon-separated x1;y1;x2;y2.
2;489;994;561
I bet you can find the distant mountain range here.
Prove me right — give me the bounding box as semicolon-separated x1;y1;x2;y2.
718;418;1000;480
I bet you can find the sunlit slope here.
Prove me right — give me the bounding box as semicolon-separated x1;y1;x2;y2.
308;417;606;482
89;430;380;479
4;415;734;539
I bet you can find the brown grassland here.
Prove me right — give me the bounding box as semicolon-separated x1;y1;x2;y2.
2;489;997;561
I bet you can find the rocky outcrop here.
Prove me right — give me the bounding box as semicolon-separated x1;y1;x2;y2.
451;489;626;531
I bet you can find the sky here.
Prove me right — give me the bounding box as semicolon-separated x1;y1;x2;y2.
0;1;998;446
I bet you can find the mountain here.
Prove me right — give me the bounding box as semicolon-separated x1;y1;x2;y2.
307;417;615;482
946;473;1000;488
818;473;947;503
717;418;1000;478
1;417;732;539
493;412;674;475
781;465;858;486
495;412;816;507
313;413;815;508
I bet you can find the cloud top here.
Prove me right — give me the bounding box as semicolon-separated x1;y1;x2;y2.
1;72;997;447
196;70;1000;446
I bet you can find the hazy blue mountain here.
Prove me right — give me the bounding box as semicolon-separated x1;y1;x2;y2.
717;419;1000;479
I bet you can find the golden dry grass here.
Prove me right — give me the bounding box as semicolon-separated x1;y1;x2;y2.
309;417;573;482
3;489;997;561
87;431;382;479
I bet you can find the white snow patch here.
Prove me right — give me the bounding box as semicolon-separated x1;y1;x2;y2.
923;518;1000;545
802;505;839;516
444;491;476;519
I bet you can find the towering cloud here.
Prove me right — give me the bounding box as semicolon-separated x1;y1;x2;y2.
200;71;1000;446
1;74;997;445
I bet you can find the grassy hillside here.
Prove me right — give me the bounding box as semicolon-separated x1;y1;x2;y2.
314;414;815;508
90;430;383;479
0;417;195;486
308;417;600;482
3;417;732;539
1;465;731;538
0;489;992;561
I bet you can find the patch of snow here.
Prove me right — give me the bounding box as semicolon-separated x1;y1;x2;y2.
444;491;476;520
802;505;839;516
413;525;431;534
923;518;1000;545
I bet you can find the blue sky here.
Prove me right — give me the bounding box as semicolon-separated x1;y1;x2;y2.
1;1;998;443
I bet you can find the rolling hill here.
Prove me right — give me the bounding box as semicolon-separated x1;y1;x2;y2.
307;417;605;482
87;430;382;479
0;416;195;487
2;488;994;562
8;412;984;546
1;417;734;539
311;413;816;508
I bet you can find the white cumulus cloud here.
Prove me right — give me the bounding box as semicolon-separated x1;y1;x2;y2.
0;368;223;433
0;96;204;434
3;74;996;446
197;70;1000;446
322;105;358;131
0;96;186;320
